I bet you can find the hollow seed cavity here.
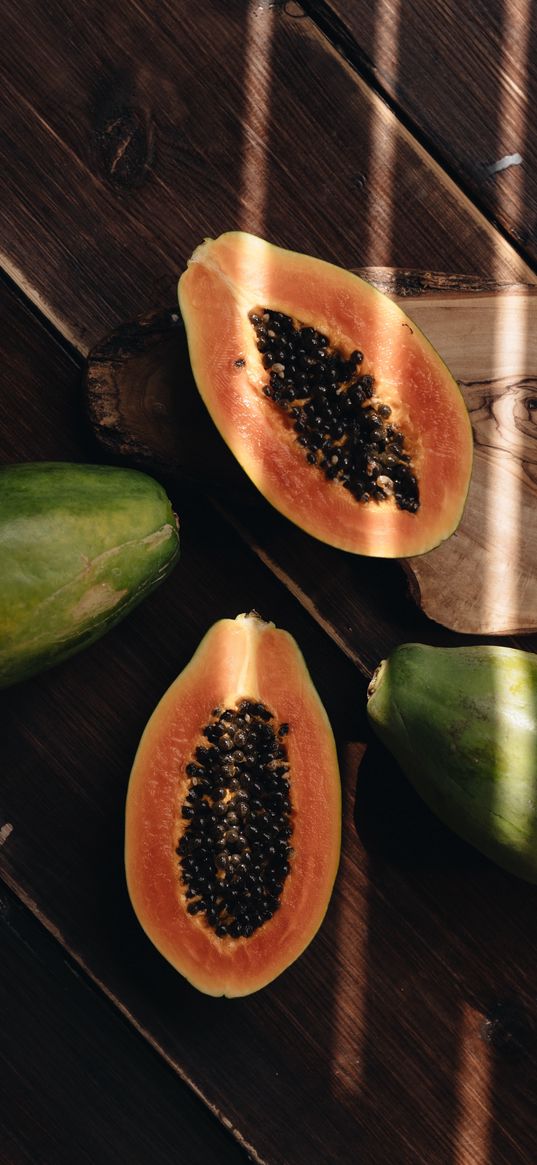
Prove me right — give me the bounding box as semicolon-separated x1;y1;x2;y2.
178;702;293;940
248;307;419;512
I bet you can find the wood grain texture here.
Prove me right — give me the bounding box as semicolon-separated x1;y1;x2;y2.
308;0;537;266
85;272;537;636
0;277;83;462
401;285;537;633
4;276;537;1165
0;883;251;1165
0;0;533;357
3;2;537;1163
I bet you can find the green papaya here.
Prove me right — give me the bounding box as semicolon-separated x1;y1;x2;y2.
367;643;537;882
0;462;180;688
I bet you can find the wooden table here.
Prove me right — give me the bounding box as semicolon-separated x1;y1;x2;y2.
1;3;537;1162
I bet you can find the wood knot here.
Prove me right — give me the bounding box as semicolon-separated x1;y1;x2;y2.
96;106;154;188
481;999;535;1059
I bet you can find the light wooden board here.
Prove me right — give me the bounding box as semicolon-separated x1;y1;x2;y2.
395;279;537;633
85;271;537;636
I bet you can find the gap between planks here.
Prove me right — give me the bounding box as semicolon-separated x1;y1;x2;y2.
209;497;371;678
299;4;536;284
301;0;537;281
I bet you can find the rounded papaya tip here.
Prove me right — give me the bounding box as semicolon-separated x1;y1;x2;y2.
367;658;387;700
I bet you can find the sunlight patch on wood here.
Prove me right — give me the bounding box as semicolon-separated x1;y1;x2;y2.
485;0;530;627
483;294;528;625
330;741;368;1100
0;823;14;847
454;1002;492;1165
239;2;275;235
366;0;400;265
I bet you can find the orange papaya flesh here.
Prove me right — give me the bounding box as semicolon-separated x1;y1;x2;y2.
125;612;341;997
178;232;473;558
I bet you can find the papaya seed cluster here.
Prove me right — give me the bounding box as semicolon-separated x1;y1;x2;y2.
249;308;420;512
177;700;293;939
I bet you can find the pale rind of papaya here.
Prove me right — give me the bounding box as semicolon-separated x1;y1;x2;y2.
0;462;180;688
125;612;341;996
367;642;537;881
178;232;473;559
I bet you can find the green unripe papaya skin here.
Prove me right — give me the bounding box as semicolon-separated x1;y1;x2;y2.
367;643;537;882
0;463;180;688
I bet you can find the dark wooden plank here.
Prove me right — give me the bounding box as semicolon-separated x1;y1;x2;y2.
0;0;532;357
4;642;537;1165
307;0;537;266
2;281;537;1165
0;883;251;1165
0;277;83;460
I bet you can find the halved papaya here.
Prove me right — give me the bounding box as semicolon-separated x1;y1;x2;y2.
125;612;341;996
178;232;473;558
